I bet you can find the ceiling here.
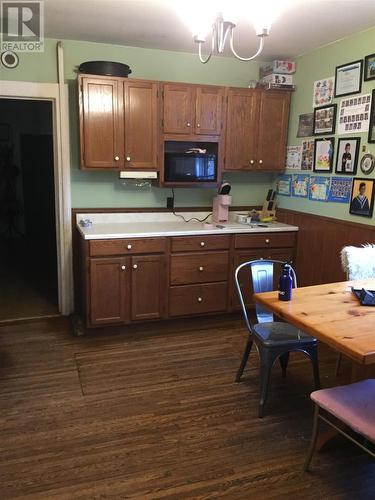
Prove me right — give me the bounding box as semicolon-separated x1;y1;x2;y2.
44;0;375;60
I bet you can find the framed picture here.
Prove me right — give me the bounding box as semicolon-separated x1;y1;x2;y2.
360;154;375;175
297;113;314;137
369;89;375;143
313;104;337;135
335;137;360;175
334;60;363;97
349;178;375;218
364;53;375;81
313;137;335;172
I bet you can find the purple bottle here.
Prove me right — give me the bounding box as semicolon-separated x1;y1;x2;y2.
278;264;292;301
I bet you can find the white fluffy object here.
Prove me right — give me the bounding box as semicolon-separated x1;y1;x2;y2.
341;244;375;280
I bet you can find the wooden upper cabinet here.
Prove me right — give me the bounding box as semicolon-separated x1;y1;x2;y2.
195;86;224;135
130;255;165;321
163;84;194;134
89;257;128;325
80;76;124;169
124;81;158;169
256;91;290;171
225;89;259;170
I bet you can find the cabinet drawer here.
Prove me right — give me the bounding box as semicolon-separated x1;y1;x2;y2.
169;283;228;317
171;235;230;252
89;238;166;256
170;251;229;285
235;232;296;249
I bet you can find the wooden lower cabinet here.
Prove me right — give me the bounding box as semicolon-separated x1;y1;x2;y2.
90;257;127;325
169;283;228;317
81;232;297;330
130;255;165;321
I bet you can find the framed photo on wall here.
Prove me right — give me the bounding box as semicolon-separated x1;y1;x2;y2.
335;60;363;97
364;53;375;81
349;178;375;218
313;104;337;135
369;89;375;143
313;137;335;172
335;137;360;175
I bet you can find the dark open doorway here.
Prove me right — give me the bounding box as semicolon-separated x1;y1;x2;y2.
0;98;59;321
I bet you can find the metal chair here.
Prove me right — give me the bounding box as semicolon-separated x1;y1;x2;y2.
235;259;320;418
304;379;375;471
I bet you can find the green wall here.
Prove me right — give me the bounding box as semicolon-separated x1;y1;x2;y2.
280;27;375;224
1;38;273;208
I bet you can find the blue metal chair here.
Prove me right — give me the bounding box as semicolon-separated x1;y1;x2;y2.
235;259;320;418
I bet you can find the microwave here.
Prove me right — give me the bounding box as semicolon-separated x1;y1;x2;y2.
164;153;217;182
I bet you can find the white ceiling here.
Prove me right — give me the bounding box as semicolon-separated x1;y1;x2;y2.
44;0;375;60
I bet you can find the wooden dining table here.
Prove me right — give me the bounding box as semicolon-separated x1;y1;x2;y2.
253;279;375;379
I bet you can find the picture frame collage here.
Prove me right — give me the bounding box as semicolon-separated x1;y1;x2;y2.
287;51;375;216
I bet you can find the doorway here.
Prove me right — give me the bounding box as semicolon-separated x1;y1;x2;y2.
0;98;59;320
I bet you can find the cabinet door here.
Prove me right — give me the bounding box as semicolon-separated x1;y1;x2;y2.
163;84;194;134
90;258;127;325
130;255;165;321
195;86;224;135
225;89;259;170
256;91;290;171
124;81;159;169
80;77;124;169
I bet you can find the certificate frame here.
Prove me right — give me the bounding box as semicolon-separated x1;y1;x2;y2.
334;60;363;98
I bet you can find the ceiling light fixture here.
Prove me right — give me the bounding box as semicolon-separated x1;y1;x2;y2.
192;7;272;64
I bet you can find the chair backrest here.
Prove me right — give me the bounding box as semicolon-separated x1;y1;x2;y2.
235;259;297;330
341;245;375;280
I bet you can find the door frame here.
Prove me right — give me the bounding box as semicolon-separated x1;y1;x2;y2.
0;81;73;315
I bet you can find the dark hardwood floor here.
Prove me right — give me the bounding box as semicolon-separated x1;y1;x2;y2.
0;315;373;498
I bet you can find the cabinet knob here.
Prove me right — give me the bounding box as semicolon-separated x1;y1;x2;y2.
250;160;255;164
127;244;132;250
126;156;131;161
265;239;270;244
258;159;263;164
121;265;126;270
187;122;191;127
114;155;120;161
133;264;138;269
198;266;204;272
197;297;203;303
200;241;205;247
197;123;200;128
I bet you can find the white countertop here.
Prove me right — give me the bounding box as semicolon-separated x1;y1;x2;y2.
76;212;298;240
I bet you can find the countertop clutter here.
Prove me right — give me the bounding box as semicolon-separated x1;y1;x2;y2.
76;212;299;239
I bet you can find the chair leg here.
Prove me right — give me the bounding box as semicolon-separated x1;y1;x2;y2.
279;352;289;378
235;335;253;382
258;349;275;418
335;353;342;377
304;405;320;472
307;345;321;390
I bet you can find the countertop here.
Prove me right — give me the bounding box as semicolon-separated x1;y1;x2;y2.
76;212;299;240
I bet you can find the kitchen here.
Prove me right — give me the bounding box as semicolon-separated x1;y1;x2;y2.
0;0;375;497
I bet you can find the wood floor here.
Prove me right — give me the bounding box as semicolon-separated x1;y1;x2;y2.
0;315;374;499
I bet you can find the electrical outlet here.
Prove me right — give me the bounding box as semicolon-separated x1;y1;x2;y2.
167;197;174;209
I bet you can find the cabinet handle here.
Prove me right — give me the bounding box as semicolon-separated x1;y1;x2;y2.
198;266;204;272
126;156;131;161
197;123;200;128
200;241;205;247
133;264;138;269
121;265;126;270
187;122;191;127
127;244;132;250
197;297;203;303
250;160;255;164
114;155;120;161
258;159;263;164
265;239;270;244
